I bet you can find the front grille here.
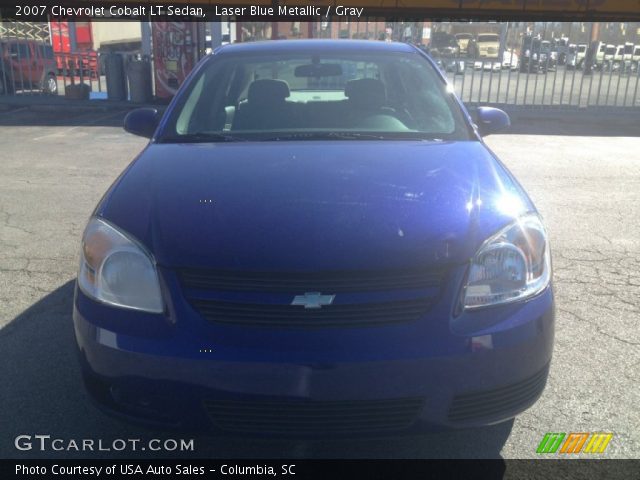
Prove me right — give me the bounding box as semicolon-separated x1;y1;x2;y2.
203;397;425;434
179;268;446;293
447;365;549;423
191;297;434;328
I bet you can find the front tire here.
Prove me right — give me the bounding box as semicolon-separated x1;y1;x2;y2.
44;73;58;95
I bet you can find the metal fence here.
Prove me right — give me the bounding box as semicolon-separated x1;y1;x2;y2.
435;22;640;108
0;20;108;98
2;20;640;109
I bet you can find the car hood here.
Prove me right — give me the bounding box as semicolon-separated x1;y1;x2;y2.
97;141;532;271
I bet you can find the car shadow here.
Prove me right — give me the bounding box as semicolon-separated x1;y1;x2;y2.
0;105;166;128
0;280;511;466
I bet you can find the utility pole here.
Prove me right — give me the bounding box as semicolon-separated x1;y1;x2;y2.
591;22;600;42
210;20;222;49
141;20;152;56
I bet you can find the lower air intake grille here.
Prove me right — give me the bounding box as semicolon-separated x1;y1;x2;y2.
448;365;549;423
203;397;425;434
190;297;433;328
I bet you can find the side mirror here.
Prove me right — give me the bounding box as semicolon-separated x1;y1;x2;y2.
476;107;510;136
124;108;159;139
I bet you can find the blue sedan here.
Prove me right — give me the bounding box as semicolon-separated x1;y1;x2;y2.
73;40;554;435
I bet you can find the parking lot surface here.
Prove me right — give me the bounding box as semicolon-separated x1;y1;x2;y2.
0;108;638;459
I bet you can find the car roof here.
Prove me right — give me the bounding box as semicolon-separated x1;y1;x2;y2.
214;39;416;56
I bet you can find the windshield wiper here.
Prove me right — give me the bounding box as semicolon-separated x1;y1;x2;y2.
159;132;249;143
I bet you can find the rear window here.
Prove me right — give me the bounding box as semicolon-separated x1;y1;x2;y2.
160;50;471;142
9;43;30;58
478;35;499;43
432;33;458;47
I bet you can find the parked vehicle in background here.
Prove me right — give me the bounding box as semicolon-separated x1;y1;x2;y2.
502;50;519;70
575;43;588;68
604;44;616;61
520;36;556;73
593;42;606;67
566;44;578;69
632;45;640;71
474;59;501;72
433;55;466;75
621;42;635;61
599;44;617;71
551;37;569;65
613;43;635;73
542;41;557;63
594;43;614;70
427;32;464;75
0;38;58;95
428;32;461;57
469;33;500;59
454;33;473;54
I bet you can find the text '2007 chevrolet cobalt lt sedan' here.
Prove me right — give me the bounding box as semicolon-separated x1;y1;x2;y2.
73;40;554;435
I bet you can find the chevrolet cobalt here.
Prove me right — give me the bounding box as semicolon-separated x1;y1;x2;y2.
74;40;554;434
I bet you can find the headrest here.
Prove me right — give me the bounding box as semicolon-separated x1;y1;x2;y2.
344;78;386;108
247;79;290;104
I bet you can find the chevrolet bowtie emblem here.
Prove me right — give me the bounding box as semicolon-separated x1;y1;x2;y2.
291;292;336;309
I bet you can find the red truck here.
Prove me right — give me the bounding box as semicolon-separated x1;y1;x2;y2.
0;38;58;94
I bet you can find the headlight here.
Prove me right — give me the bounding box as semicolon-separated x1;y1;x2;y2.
463;214;551;309
78;217;163;313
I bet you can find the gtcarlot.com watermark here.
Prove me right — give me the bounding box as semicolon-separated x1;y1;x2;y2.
15;435;195;452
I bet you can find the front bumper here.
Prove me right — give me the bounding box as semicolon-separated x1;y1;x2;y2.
73;279;555;436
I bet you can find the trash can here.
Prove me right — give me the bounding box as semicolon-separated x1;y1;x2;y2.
105;53;127;101
126;55;153;104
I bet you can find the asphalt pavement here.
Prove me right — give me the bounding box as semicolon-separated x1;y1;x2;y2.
0;108;638;459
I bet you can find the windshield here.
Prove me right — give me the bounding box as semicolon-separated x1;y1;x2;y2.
159;50;471;142
478;35;499;43
431;33;458;47
578;45;587;53
606;47;616;55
